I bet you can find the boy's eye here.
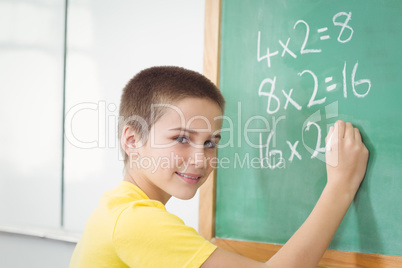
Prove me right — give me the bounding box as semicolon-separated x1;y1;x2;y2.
174;136;189;144
204;140;217;149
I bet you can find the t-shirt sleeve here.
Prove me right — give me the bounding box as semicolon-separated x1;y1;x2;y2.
112;203;217;268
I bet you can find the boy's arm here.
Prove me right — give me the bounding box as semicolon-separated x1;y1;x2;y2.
202;120;369;268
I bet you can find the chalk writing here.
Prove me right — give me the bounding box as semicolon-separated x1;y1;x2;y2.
256;11;371;168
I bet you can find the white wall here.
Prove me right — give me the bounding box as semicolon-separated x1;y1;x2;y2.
0;0;64;229
0;0;206;267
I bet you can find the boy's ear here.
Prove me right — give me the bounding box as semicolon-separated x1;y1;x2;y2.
121;125;138;154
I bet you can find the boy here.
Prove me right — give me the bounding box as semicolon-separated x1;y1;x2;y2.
70;66;369;267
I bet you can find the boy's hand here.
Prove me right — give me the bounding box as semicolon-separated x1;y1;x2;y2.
325;120;369;198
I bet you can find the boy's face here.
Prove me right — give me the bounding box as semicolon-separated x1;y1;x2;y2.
130;97;223;203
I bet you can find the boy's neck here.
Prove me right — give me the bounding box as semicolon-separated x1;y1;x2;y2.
123;171;171;205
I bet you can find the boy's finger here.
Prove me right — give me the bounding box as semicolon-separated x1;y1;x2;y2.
335;120;345;139
345;122;354;139
325;126;334;143
354;128;362;142
330;121;340;152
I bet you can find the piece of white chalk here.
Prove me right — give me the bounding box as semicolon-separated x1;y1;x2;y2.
326;132;333;151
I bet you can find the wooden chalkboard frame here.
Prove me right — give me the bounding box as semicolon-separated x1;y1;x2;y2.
199;0;402;267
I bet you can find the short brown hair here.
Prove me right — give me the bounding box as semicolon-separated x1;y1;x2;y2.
118;66;225;162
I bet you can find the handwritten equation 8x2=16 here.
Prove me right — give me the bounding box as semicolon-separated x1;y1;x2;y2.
258;61;372;115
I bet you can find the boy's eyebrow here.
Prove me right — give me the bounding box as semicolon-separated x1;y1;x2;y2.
169;127;221;139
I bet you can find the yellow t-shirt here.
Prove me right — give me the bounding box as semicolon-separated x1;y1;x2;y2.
69;181;217;268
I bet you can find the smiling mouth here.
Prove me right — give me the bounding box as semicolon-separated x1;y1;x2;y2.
175;172;201;180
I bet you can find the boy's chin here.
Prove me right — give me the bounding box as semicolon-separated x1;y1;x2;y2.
174;190;198;200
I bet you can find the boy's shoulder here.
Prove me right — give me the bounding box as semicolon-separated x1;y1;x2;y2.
101;181;165;212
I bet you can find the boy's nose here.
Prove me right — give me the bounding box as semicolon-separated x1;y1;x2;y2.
190;149;206;169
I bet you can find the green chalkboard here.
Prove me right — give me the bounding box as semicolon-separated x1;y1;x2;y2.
216;0;402;256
